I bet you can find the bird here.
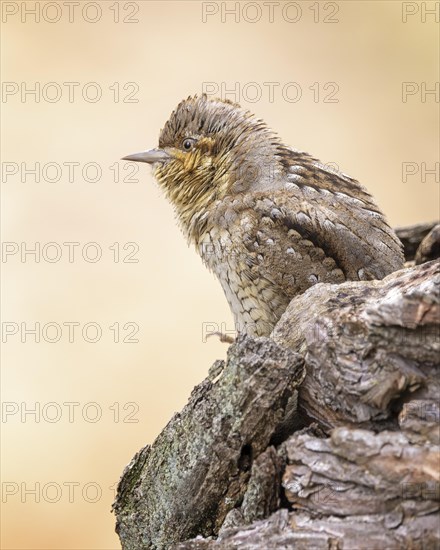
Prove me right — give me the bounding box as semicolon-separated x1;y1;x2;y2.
123;94;405;338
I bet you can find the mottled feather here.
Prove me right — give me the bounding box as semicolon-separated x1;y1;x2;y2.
147;95;405;336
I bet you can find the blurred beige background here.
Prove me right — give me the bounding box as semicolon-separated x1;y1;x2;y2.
1;1;439;548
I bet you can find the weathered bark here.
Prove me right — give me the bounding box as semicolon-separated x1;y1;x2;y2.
114;223;440;550
281;427;439;518
399;400;440;445
218;445;283;534
174;414;440;549
173;508;440;550
415;224;440;265
395;221;439;261
272;260;439;430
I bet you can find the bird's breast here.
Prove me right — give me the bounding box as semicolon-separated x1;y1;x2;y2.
197;225;287;336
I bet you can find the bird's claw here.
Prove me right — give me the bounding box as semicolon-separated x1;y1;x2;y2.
206;331;235;344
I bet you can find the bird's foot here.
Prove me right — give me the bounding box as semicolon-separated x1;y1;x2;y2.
206;331;235;344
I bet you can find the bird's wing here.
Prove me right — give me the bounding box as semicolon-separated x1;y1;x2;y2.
222;186;404;299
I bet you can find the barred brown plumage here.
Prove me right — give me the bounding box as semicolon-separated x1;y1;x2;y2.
123;95;404;337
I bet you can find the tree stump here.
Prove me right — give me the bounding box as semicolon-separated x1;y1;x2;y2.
113;222;440;549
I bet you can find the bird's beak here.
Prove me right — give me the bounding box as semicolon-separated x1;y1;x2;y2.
122;148;170;164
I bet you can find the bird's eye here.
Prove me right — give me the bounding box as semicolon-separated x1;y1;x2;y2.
182;138;195;151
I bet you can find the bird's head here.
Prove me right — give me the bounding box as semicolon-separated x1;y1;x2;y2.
123;95;285;240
